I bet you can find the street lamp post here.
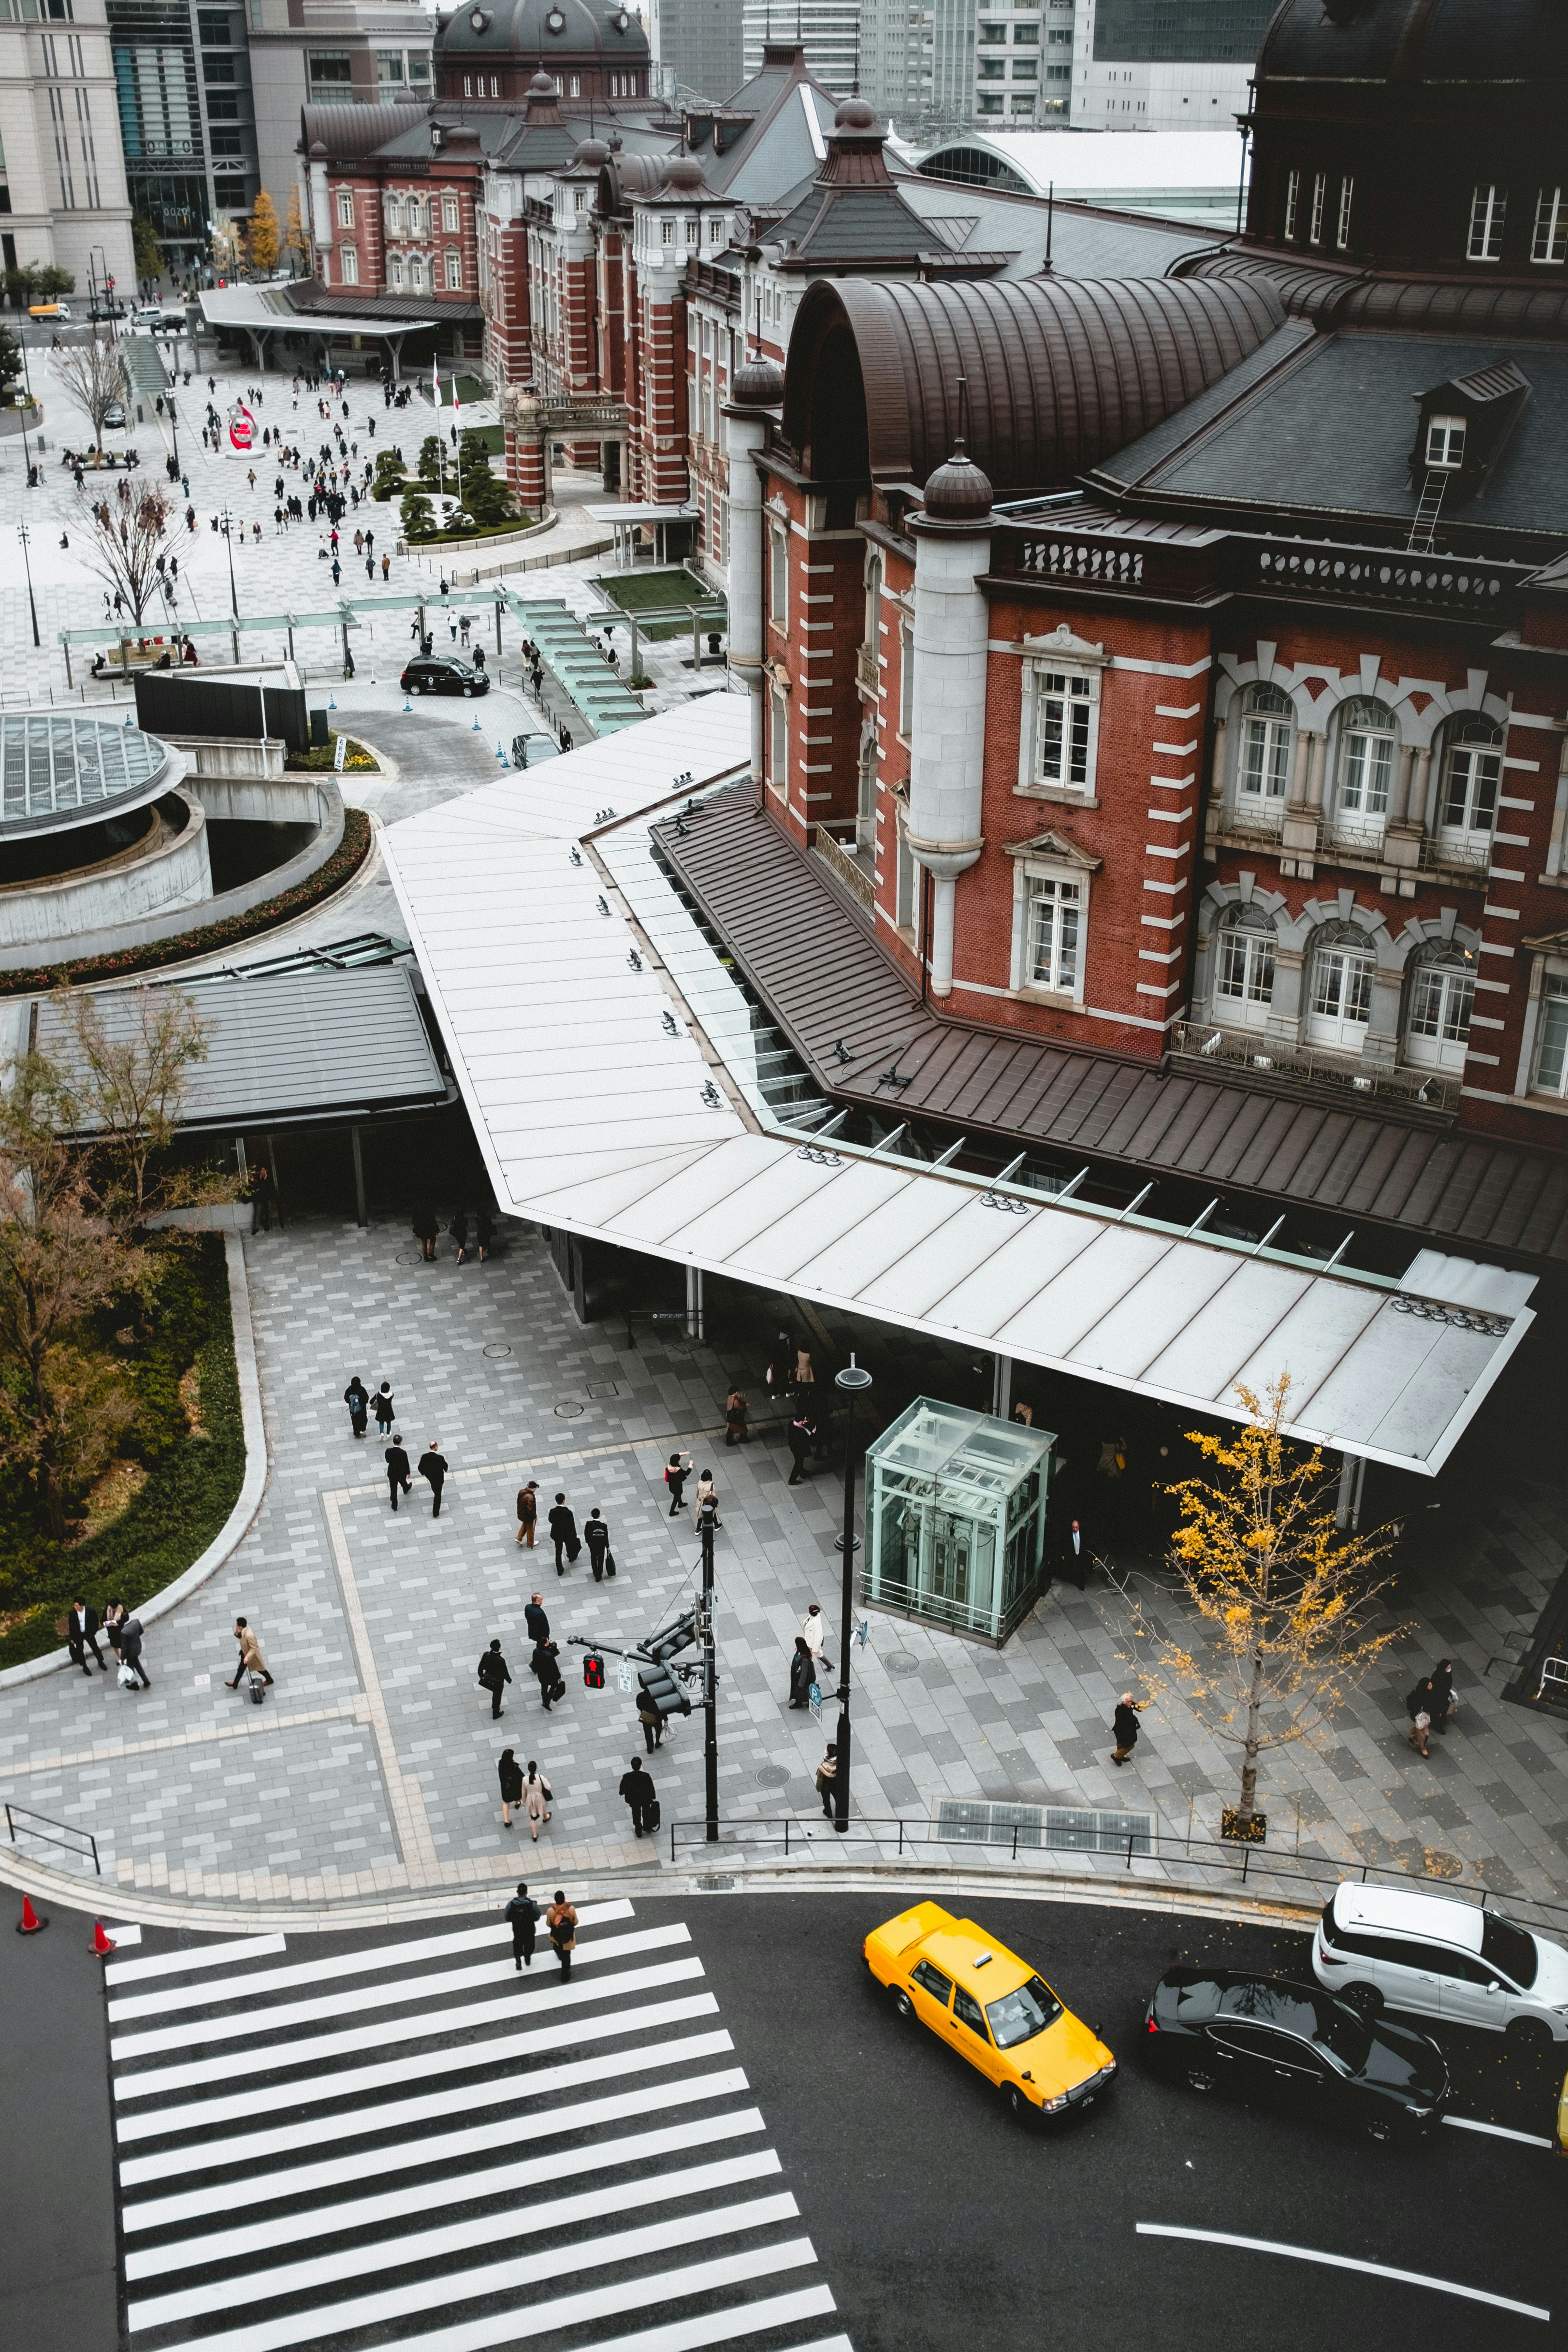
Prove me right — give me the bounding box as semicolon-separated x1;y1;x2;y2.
17;522;39;649
832;1352;873;1833
166;392;181;482
218;504;238;618
698;1498;719;1843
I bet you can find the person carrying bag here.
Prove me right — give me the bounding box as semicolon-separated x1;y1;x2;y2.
546;1891;579;1980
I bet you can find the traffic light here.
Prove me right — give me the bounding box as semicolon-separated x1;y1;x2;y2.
644;1611;697;1664
582;1652;605;1689
638;1664;692;1722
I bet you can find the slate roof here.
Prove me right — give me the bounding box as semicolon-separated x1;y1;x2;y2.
656;786;1568;1268
685;44;839;203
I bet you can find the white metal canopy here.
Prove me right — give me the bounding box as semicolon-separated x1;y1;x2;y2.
380;696;1536;1474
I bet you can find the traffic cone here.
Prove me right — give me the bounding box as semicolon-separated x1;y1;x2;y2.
90;1920;117;1957
471;714;481;731
16;1895;47;1934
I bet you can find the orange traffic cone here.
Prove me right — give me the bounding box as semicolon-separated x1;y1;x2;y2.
16;1895;47;1934
90;1920;116;1957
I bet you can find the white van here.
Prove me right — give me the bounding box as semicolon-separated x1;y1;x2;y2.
1314;1882;1568;2049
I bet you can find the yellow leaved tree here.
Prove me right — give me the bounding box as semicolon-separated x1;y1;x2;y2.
1142;1377;1405;1839
247;189;280;275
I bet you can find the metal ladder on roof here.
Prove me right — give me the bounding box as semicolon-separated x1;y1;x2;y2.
1407;469;1448;554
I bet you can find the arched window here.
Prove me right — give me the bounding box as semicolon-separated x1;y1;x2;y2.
1334;697;1398;832
1307;919;1376;1052
1437;713;1502;840
1235;681;1293;805
1213;903;1277;1031
863;549;882;659
1404;939;1476;1073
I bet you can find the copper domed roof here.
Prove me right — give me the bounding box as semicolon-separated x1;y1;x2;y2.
730;352;785;411
921;440;993;526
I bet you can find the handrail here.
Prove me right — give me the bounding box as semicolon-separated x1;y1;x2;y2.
4;1800;100;1875
666;1813;1568;1932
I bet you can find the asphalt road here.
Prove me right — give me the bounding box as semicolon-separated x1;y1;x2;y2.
9;1884;1565;2352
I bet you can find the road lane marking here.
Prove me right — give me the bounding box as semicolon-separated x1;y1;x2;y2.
105;1934;286;1985
1136;2224;1549;2321
1445;2115;1554;2149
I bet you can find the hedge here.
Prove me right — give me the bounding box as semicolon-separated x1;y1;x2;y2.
0;1234;246;1671
0;807;373;997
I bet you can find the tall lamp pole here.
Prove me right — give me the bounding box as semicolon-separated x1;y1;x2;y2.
832;1352;872;1832
698;1497;719;1843
17;522;39;649
218;504;238;617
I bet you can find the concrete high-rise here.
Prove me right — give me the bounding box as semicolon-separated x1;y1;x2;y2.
0;0;134;293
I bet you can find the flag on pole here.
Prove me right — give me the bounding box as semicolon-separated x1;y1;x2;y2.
432;354;440;408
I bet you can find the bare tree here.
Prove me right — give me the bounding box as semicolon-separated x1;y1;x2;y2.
55;332;130;455
48;982;240;1236
73;473;177;626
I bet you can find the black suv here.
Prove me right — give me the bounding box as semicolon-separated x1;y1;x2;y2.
401;655;489;698
1145;1967;1449;2144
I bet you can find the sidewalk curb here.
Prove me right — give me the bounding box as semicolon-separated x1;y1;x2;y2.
0;1843;1322;1937
0;1231;269;1690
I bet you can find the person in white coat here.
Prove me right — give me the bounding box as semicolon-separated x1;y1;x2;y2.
801;1603;831;1675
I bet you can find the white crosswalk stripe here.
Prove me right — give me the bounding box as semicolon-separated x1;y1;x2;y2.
109;1907;849;2352
105;1936;288;1987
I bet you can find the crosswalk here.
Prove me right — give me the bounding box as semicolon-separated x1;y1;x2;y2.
107;1901;851;2352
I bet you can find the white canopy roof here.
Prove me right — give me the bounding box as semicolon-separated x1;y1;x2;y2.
381;697;1535;1474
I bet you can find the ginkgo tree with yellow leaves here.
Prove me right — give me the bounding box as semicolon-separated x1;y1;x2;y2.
1141;1377;1406;1841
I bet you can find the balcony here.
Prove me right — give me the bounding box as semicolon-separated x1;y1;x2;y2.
856;642;879;695
1417;831;1492;877
813;826;874;913
1170;1021;1459;1115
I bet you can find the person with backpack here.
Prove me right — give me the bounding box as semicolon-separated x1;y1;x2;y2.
505;1880;540;1968
546;1891;579;1980
343;1375;369;1439
547;1492;579;1574
584;1508;614;1582
477;1637;511;1719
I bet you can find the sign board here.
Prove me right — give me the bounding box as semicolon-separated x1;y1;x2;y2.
617;1658;635;1694
334;731;348;772
808;1682;824;1723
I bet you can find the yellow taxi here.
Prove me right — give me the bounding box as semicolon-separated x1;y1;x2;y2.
864;1901;1116;2124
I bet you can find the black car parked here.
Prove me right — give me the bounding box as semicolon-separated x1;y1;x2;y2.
401;655;489;698
1145;1968;1449;2143
511;731;560;768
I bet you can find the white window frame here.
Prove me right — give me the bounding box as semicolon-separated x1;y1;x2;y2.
1308;171;1326;246
444;247;462;289
898;618;914;740
1283;167;1299;239
390;252;405;290
1425;413;1467;469
1213;908;1277;1031
1234;683;1293;808
336;189;354;229
1307;935;1376;1053
1020;662;1100;797
339;245;358;285
441;192;459;232
1009;857;1088;1002
1529;968;1568;1099
1404;949;1475;1074
1334;698;1397;835
768;525;787;629
769;688;788;793
1468;182;1506;261
1335;174;1353;251
1533;185;1567;265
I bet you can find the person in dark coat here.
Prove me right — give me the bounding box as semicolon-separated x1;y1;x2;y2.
665;1452;691;1514
449;1208;469;1264
636;1679;664;1752
478;1638;511;1718
546;1891;578;1980
547;1493;579;1574
1111;1692;1145;1766
385;1435;412;1510
505;1879;540;1967
788;1635;815;1709
417;1440;448;1517
516;1480;537;1548
1059;1516;1088;1591
584;1508;612;1582
119;1616;150;1688
475;1206;496;1260
64;1598;107;1676
1428;1658;1455;1732
343;1375;369;1438
498;1747;524;1829
373;1382;395;1434
523;1591;550;1646
724;1387;750;1447
412;1204;439;1263
619;1757;656;1836
787;1412;816;1487
531;1638;565;1710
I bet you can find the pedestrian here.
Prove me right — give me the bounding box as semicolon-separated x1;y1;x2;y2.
724;1387;750;1447
637;1677;664;1751
506;1879;540;1966
523;1590;549;1645
450;1207;469;1263
1110;1691;1145;1766
1059;1515;1088;1591
381;553;390;581
788;1634;815;1708
412;1204;439;1262
584;1507;613;1581
250;1161;275;1234
373;1381;395;1434
475;1205;495;1261
548;1491;580;1574
795;1348;814;1390
620;1756;657;1836
523;1760;553;1839
1407;1694;1432;1758
1427;1658;1455;1733
516;1480;538;1548
225;1615;273;1691
418;1439;448;1516
694;1468;720;1525
118;1615;151;1689
102;1599;127;1665
343;1373;369;1439
665;1450;691;1515
531;1637;565;1709
64;1597;108;1676
385;1433;412;1509
498;1747;524;1829
545;1890;578;1980
801;1603;831;1675
477;1637;511;1719
787;1410;815;1485
815;1742;838;1819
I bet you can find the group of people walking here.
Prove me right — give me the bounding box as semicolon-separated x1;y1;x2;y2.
411;1206;495;1263
63;1600;272;1698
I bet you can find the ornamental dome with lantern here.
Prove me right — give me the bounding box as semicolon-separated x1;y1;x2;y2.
436;0;651;103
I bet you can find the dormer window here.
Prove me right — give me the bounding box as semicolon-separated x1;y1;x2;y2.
1308;171;1326;246
1425;414;1466;469
1467;183;1506;262
1533;186;1567;265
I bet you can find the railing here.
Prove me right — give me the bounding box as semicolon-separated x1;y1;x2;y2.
1016;536;1147;587
855;642;878;693
1249;542;1528;615
1207;799;1285;842
813;825;874;911
666;1812;1568;1936
1416;830;1492;875
1170;1020;1459;1113
4;1801;100;1875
